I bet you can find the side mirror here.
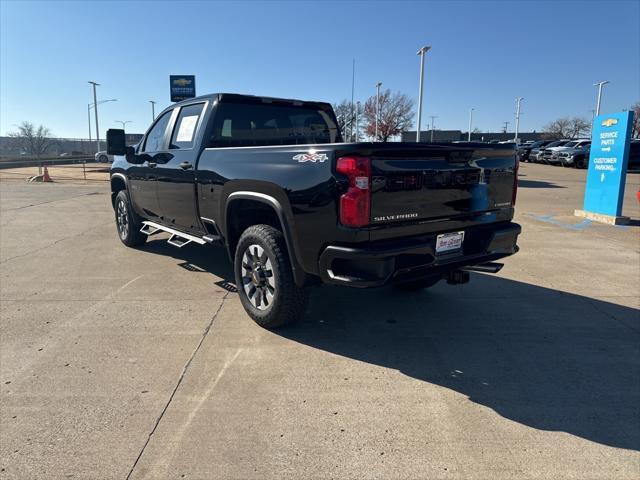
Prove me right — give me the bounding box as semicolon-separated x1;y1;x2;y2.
107;129;126;155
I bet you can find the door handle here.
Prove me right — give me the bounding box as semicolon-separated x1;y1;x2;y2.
179;161;193;170
147;162;157;168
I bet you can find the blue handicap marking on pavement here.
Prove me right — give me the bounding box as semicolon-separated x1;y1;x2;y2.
583;111;635;217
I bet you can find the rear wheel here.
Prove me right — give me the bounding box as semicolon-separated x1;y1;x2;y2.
234;224;308;329
114;190;147;247
393;276;441;291
99;154;108;163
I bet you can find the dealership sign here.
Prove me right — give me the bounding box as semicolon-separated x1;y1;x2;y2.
582;111;634;218
170;75;196;102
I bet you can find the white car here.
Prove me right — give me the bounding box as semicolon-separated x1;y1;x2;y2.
95;151;114;163
547;139;591;165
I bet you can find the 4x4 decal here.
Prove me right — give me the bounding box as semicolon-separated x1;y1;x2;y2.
293;153;328;163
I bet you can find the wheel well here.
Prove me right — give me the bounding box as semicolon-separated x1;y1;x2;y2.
226;199;282;256
110;176;126;208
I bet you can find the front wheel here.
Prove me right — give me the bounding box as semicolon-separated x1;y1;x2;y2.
114;190;147;247
234;225;309;329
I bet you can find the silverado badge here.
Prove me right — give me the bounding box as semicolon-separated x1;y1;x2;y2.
293;152;328;163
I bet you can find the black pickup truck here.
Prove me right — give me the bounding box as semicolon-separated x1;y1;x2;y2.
107;93;521;328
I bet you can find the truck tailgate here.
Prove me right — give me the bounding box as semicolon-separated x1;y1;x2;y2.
367;144;516;226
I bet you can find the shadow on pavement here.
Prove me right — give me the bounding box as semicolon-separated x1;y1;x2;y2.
142;238;235;282
518;179;566;188
283;275;640;452
137;239;640;452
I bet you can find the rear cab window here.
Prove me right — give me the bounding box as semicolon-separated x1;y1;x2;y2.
207;99;341;148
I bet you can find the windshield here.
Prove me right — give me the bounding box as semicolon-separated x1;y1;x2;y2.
546;141;565;147
563;141;578;148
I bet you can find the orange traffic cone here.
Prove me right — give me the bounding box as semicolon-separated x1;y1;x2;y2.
42;166;52;182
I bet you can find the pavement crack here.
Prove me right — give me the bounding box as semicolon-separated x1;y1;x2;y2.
124;291;230;480
2;191;103;211
583;296;640;335
0;221;112;264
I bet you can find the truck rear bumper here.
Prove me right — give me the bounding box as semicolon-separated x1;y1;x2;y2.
318;222;521;287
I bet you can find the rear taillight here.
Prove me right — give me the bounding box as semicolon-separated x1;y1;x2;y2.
336;156;371;227
512;158;519;206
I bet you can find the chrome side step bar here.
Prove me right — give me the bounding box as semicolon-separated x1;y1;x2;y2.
140;221;207;248
140;223;160;236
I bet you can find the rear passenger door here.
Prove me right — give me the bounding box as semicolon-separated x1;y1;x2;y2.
155;102;207;233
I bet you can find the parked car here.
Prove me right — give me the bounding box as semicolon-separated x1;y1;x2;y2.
95;151;114;163
535;140;571;163
558;144;591;168
561;140;640;170
106;93;520;328
518;140;552;162
548;140;591;165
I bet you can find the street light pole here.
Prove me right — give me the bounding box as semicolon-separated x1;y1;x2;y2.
375;82;382;141
150;100;156;121
88;81;101;153
514;97;524;143
115;120;132;131
593;80;609;116
468;108;474;142
416;45;431;142
87;99;117;147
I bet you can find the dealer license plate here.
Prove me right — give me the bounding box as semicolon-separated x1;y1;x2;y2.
435;231;464;254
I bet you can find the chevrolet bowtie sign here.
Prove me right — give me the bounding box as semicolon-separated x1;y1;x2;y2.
170;75;196;102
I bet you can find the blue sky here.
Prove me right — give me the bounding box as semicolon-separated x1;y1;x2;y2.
1;0;638;139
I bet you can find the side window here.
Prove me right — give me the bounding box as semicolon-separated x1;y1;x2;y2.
170;103;205;149
142;111;172;153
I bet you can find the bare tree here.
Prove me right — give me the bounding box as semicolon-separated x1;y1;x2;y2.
332;100;364;142
8;121;54;156
363;89;414;142
542;116;590;140
631;102;640;138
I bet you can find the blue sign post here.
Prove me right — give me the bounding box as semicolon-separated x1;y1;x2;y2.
575;110;634;225
170;75;196;102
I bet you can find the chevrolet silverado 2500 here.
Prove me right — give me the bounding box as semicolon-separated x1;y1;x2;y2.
107;93;521;329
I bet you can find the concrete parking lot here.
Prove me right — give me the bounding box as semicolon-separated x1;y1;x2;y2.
1;163;639;479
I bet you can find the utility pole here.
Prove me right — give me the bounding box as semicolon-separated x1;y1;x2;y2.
468;108;475;142
514;97;524;143
375;82;382;141
150;100;157;121
428;115;438;142
416;45;431;142
502;121;510;134
88;81;101;153
593;80;609;116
